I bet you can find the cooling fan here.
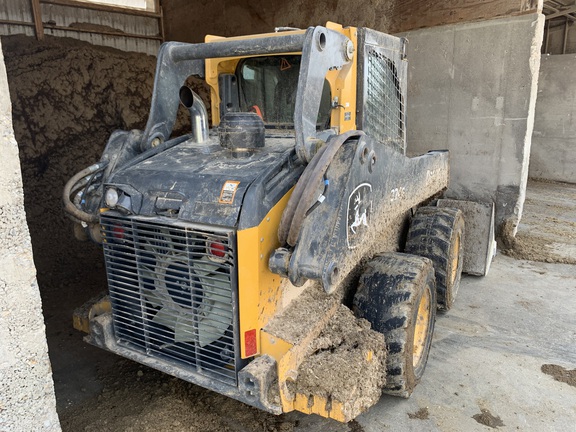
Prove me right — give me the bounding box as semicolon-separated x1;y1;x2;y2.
138;229;232;348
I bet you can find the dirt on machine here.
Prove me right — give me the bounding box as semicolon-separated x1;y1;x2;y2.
64;22;494;422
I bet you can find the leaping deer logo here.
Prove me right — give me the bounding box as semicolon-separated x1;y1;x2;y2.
347;183;373;248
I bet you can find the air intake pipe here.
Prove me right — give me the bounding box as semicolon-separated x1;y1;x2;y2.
179;86;208;143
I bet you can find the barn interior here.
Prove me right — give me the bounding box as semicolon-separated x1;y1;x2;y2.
1;1;575;431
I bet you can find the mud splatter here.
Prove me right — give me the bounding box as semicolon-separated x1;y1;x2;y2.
348;419;365;432
541;364;576;387
472;408;504;429
408;407;429;420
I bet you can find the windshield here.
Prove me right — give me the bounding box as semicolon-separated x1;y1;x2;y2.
237;55;332;128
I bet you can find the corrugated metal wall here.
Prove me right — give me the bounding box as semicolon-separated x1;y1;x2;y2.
0;0;160;55
0;0;35;37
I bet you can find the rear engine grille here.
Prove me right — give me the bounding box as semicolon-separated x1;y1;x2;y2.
101;214;239;386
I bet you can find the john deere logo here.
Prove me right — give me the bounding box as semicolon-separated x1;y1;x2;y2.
347;183;372;249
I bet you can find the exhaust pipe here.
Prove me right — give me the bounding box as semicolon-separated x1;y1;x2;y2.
179;86;208;143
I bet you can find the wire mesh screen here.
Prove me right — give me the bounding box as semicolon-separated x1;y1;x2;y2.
101;214;239;387
363;48;405;153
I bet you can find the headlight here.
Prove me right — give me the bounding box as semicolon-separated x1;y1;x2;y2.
105;188;119;207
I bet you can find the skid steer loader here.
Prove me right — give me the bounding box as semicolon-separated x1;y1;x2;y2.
64;22;493;422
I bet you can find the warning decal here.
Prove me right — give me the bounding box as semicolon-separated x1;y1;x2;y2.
219;181;240;204
280;58;292;71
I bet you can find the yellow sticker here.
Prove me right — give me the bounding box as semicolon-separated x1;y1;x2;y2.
219;180;240;204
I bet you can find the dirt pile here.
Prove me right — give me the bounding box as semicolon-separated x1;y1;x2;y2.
499;180;576;265
2;33;209;300
501;234;576;265
1;33;208;422
2;34;161;299
295;305;387;421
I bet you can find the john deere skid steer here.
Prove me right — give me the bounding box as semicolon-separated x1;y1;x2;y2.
64;22;489;422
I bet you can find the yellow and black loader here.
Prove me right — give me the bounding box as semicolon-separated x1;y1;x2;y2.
64;23;493;422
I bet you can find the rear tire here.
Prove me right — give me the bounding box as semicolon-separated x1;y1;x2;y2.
405;206;464;311
353;253;436;398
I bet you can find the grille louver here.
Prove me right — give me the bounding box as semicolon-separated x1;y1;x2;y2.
364;49;405;153
101;214;239;386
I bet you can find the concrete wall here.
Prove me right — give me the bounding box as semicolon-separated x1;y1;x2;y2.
400;13;544;233
0;41;60;431
529;54;576;183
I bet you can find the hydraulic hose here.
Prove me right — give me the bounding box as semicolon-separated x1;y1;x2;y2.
63;161;108;224
63;134;189;225
285;130;365;247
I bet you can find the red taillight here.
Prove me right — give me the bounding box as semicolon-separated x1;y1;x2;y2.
112;225;124;239
244;329;257;357
209;242;226;258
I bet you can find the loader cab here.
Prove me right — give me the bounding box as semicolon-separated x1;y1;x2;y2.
235;55;332;129
216;54;332;130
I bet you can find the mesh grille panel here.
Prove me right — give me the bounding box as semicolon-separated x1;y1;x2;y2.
101;215;239;386
364;49;405;153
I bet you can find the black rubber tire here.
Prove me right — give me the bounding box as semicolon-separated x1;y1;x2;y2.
353;253;436;398
405;206;465;311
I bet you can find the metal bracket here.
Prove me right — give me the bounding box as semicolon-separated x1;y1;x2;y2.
294;27;353;163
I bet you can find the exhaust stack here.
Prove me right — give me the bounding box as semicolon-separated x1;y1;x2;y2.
179;86;208;143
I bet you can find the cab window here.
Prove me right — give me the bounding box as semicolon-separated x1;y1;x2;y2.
237;56;331;129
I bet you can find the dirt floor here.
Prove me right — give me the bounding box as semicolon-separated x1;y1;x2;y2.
501;179;576;264
4;34;576;431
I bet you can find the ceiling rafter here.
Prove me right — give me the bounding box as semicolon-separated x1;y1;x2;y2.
543;1;576;20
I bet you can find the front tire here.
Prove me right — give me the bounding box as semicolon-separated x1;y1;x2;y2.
405;206;465;311
353;253;436;398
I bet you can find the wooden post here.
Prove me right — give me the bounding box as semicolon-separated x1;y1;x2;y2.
544;19;550;54
562;16;569;54
31;0;44;40
155;0;165;41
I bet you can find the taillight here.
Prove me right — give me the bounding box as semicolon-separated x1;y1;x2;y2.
112;225;125;239
244;329;257;357
209;241;226;258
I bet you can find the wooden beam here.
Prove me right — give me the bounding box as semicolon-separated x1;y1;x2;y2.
43;23;162;40
0;19;35;27
30;0;44;40
544;18;550;53
156;0;165;41
543;3;576;21
545;5;576;19
40;0;162;18
388;0;541;33
562;16;569;53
